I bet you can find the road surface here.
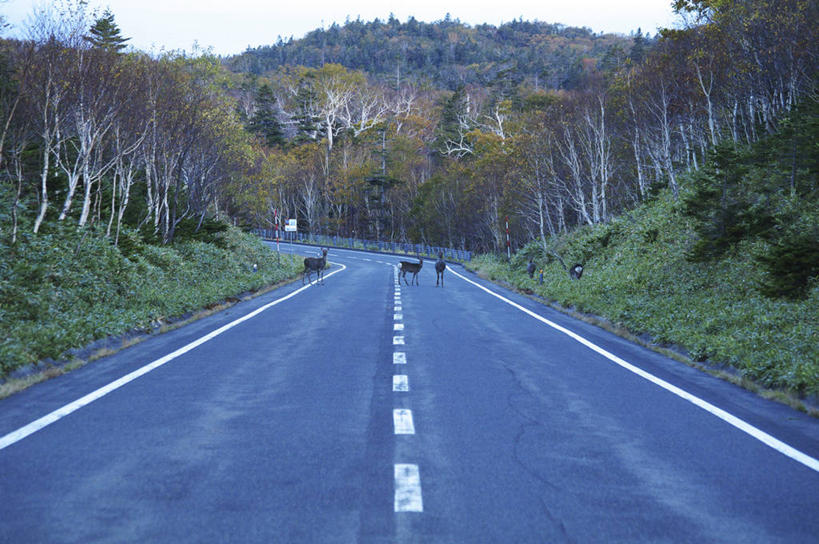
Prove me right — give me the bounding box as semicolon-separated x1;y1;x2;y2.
1;243;817;542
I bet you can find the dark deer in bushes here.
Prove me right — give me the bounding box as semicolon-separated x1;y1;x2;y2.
303;248;328;285
549;251;584;280
399;257;423;286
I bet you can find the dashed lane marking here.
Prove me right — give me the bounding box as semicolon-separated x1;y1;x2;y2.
393;352;406;365
393;375;409;392
393;409;415;434
394;464;423;512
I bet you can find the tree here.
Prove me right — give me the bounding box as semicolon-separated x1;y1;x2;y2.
628;28;647;64
682;141;771;261
248;83;285;148
434;85;474;157
84;10;129;53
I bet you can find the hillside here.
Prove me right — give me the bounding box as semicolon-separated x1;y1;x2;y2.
0;219;301;389
465;103;819;399
224;17;642;89
467;191;818;401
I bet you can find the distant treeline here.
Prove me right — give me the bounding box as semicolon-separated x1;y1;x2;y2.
225;16;645;90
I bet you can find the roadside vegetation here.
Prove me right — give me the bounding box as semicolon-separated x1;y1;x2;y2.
466;107;819;399
468;214;818;400
0;218;300;381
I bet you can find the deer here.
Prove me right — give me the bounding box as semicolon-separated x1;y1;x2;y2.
399;256;423;286
435;251;446;287
303;248;329;285
547;250;584;280
526;259;536;278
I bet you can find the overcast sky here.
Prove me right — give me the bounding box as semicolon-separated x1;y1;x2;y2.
2;0;680;56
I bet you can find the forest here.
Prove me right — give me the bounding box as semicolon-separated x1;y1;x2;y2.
1;1;814;254
0;1;817;391
226;15;640;90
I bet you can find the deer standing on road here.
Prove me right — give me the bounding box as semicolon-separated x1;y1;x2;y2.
303;248;329;285
435;252;446;287
399;257;423;286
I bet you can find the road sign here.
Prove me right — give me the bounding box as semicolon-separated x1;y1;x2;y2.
284;219;297;232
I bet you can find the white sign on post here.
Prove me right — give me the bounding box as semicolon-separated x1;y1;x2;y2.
284;219;297;232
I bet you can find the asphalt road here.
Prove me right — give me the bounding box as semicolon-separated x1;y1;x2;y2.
1;243;817;543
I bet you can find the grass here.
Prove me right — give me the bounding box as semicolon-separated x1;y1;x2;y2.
0;222;302;390
466;190;819;410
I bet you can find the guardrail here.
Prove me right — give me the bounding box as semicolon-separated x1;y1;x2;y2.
253;229;471;262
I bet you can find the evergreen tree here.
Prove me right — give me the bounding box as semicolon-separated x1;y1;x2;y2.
629;28;647;64
248;83;285;148
292;83;320;145
434;85;471;155
84;10;129;53
682;142;762;261
757;229;819;300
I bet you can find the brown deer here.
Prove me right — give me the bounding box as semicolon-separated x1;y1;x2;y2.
435;252;446;287
303;248;328;285
399;257;423;286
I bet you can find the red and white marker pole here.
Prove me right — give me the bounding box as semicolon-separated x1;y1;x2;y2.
505;216;511;261
274;208;280;253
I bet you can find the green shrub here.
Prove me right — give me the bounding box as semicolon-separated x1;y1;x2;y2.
467;190;819;395
0;223;300;379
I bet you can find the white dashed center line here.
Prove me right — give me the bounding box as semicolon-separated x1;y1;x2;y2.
394;464;423;512
393;375;409;392
393;409;415;434
392;265;423;515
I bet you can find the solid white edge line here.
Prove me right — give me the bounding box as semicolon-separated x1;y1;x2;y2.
394;463;423;512
448;267;819;473
0;263;348;451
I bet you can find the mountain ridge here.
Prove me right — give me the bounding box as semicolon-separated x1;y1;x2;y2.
224;16;646;90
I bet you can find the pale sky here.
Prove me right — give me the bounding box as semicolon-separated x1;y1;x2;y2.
1;0;680;56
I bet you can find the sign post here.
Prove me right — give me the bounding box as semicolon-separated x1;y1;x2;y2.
285;219;297;243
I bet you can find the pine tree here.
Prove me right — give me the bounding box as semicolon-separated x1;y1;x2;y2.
434;85;470;155
84;10;129;53
629;28;647;64
248;83;285;148
292;83;320;145
756;232;819;300
682;142;752;261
